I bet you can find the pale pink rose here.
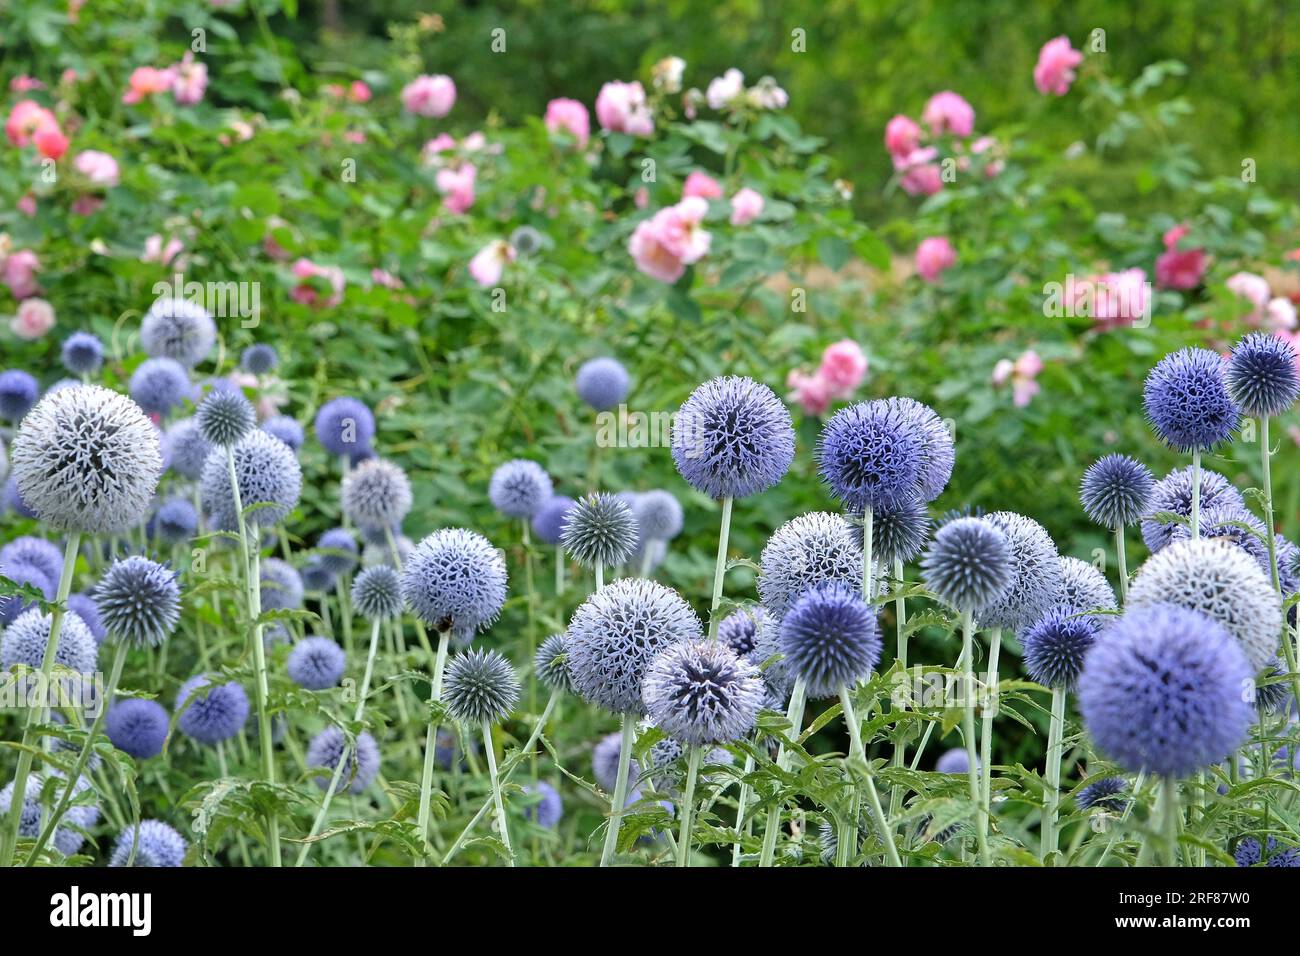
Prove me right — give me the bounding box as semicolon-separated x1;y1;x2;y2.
993;350;1043;406
915;236;956;283
71;195;104;217
401;74;456;118
884;115;921;158
628;197;712;283
1034;36;1084;96
747;77;788;110
706;68;745;110
468;240;516;287
9;76;45;92
652;56;685;94
1267;296;1298;332
435;163;477;215
1013;349;1043;379
17;194;36;216
10;297;55;340
2;249;40;299
682;171;722;200
544;98;590;148
819;340;868;397
1155;223;1207;290
350;81;372;103
422;133;457;165
1226;271;1270;320
634;187;650;209
922;91;975;137
991;359;1014;386
1012;377;1040;407
290;258;345;308
171;53;208;105
5;99;59;147
1090;268;1150;330
894;147;943;196
729;187;764;226
122;66;176;105
142;234;184;266
786;369;832;416
73;150;120;187
595;80;653;136
461;131;488;152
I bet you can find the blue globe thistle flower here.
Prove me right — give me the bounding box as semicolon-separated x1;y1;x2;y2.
195;388;255;448
575;356;630;411
634;490;684;541
1227;332;1300;418
718;607;766;660
351;565;403;620
261;415;305;452
241;344;279;375
314;397;375;456
67;593;106;645
10;384;162;534
176;676;249;745
1140;466;1245;553
300;556;335;593
0;773;98;857
109;820;187;867
1021;605;1099;689
94;556;181;648
1127;538;1280;672
592;732;638;792
1234;835;1300;868
878;397;954;502
1078;603;1253;777
1167;503;1269;572
442;648;521;725
936;748;977;774
818;399;925;511
489;459;553;519
1057;556;1117;621
1080;454;1155;529
60;332;104;377
0;535;62;584
531;495;576;546
401;529;508;640
129;357;190;417
642;640;763;745
534;633;574;695
977;512;1065;632
522;782;563;829
163;418;213;481
341;458;412;532
566;579;702;714
672;376;795;500
200;428;302;531
1252;659;1293;716
0;369;39;421
921;517;1013;614
1;608;98;674
305;727;381;794
779;584;883;698
0;561;52;626
1076;777;1128;813
758;512;864;619
141;297;216;368
2;475;37;519
149;496;198;545
560;493;639;568
645;737;733;794
316;527;358;576
106;698;170;759
260;558;304;611
287;637;346;690
1143;347;1241;452
848;495;932;565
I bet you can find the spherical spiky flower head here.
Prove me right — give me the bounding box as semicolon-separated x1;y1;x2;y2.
818;399;925;511
1127;538;1281;672
260;558;304;611
1234;835;1300;868
488;459;553;519
106;699;170;759
0;773;99;857
592;731;638;792
561;493;639;568
0;561;52;627
341;458;412;533
240;343;279;375
634;490;684;541
1143;347;1241;452
1078;603;1253;777
109;820;187;867
566;579;703;714
151;496;198;544
314;396;375;456
642;640;763;745
1057;556;1117;619
848;495;932;565
141;297;216;368
0;369;38;421
531;495;576;546
1021;605;1099;689
758;512;864;619
300;556;335;593
196;388;255;447
60;332;104;377
401;529;508;640
200;428;302;531
129;357;190;417
534;632;574;695
1252;658;1293;716
1140;466;1244;553
936;748;975;774
351;565;403;620
672;376;795;500
779;584;882;698
67;593;105;645
1076;777;1128;813
94;556;181;648
9;384;162;534
287;636;346;690
522;782;563;829
305;727;381;794
877;397;954;502
1167;504;1269;571
717;607;766;661
262;415;305;453
443;648;520;725
1;608;98;674
163;418;212;481
316;527;359;576
576;356;630;411
921;517;1013;614
1080;454;1154;529
1;536;62;584
976;512;1065;632
1226;332;1300;418
176;676;249;745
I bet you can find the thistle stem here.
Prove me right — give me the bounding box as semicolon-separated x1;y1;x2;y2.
980;628;1001;855
415;629;451;864
1161;776;1181;867
889;557;908;822
961;610;989;866
759;677;807;867
1190;449;1201;539
246;523;281;866
599;713;636;866
1259;416;1300;710
1114;527;1129;603
730;752;756;867
839;685;901;867
705;497;734;641
482;720;514;866
595;561;604;591
676;745;702;867
554;544;565;595
1043;685;1066;864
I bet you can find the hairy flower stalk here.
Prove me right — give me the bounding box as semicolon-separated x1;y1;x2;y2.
599;714;636;866
961;611;989;865
758;677;808;867
839;686;902;866
706;497;734;641
415;629;451;863
246;526;281;865
676;745;704;866
1042;686;1067;862
888;556;908;822
482;720;514;865
980;627;1001;856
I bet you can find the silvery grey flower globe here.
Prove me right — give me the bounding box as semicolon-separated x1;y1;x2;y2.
1057;556;1117;620
758;512;864;619
641;639;763;745
351;565;404;620
94;556;182;648
196;389;256;447
671;376;795;500
921;516;1013;614
442;648;521;725
534;633;574;695
200;428;302;530
164;418;213;481
140;297;216;368
976;512;1065;632
561;493;639;569
1;607;98;675
342;458;413;532
401;528;508;640
8;384;162;534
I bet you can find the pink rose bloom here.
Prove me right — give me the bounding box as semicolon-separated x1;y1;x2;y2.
595;80;653;137
1226;271;1270;320
894;147;943;196
422;133;457;165
2;249;40;299
922;91;975;137
1267;296;1298;332
5;99;59;147
73;150;120;187
10;76;45;93
1033;37;1084;96
705;68;745;110
10;297;55;340
290;258;345;308
171;53;208;105
544;97;590;148
682;171;723;200
435;163;477;214
819;340;868;397
60;69;78;85
884;115;921;158
1091;268;1150;330
991;359;1014;387
786;369;832;416
468;240;516;287
993;350;1042;406
628;197;712;283
122;66;176;105
142;234;184;266
915;236;956;283
350;81;372;103
33;126;69;160
729;187;764;226
401;74;456;118
1155;224;1207;290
